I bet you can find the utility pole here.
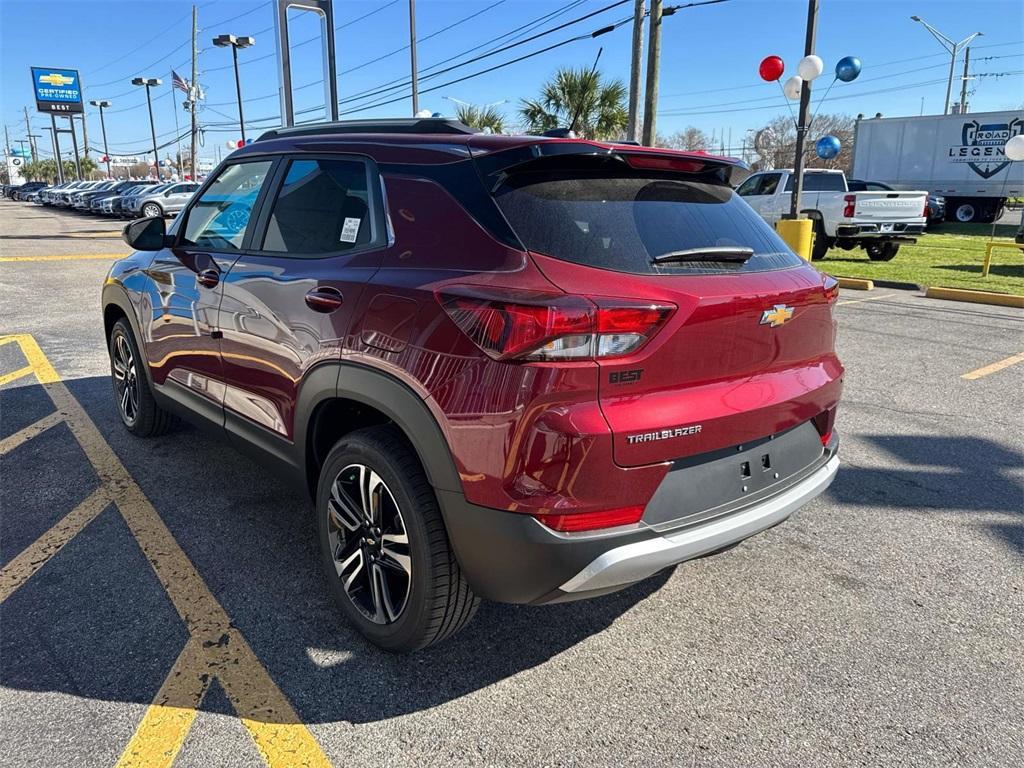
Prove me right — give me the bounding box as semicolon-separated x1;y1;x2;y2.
68;116;83;179
909;16;982;116
49;116;65;184
787;0;818;219
3;124;11;161
408;0;419;115
958;46;971;114
641;0;662;147
190;4;199;180
626;0;645;142
23;107;37;161
80;113;90;157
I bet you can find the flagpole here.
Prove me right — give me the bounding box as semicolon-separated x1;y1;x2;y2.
171;71;183;179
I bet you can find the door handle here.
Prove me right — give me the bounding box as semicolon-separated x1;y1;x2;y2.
305;286;344;313
196;268;220;288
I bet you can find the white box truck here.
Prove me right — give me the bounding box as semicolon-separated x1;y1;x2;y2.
851;111;1023;223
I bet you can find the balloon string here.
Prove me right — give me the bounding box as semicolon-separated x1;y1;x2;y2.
777;79;798;129
808;76;838;131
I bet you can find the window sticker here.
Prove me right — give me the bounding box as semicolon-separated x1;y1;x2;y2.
340;217;361;243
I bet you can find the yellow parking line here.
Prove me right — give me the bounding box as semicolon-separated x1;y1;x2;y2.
0;253;125;263
0;365;35;386
0;333;330;767
117;638;210;768
837;292;899;306
0;487;110;603
961;351;1024;380
0;411;65;456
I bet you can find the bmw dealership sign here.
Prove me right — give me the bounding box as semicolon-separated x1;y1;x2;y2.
30;67;84;114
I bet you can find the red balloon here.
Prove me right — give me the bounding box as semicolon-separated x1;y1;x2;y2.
759;55;785;82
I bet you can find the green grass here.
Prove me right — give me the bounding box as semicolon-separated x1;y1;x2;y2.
821;223;1024;296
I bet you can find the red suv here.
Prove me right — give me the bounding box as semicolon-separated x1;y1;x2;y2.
103;119;842;651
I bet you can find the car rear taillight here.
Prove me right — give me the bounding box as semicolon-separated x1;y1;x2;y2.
923;198;929;218
813;408;837;446
823;274;839;303
438;289;674;361
531;505;645;532
842;194;856;218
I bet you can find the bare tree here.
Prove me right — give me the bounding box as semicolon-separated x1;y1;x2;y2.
750;114;856;173
657;126;710;151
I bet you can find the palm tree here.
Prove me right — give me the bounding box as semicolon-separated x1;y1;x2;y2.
519;67;628;140
455;103;507;134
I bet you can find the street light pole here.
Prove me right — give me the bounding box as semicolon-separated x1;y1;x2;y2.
132;77;163;180
408;0;419;115
213;34;255;144
787;0;818;220
910;16;982;115
89;100;112;178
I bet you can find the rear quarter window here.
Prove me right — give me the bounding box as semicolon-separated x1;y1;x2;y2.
493;171;803;275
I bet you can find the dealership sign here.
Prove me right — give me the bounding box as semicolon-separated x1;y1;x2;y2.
30;67;84;114
948;118;1024;179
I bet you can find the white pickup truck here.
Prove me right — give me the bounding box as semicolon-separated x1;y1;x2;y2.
736;169;928;261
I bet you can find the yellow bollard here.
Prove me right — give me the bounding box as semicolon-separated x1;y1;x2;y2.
775;218;814;261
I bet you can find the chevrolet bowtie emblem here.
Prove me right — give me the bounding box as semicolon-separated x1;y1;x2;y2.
760;304;794;327
39;73;75;86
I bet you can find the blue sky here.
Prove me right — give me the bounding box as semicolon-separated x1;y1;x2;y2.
2;0;1021;163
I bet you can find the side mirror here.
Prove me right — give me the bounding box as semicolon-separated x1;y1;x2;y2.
123;216;168;251
165;190;173;197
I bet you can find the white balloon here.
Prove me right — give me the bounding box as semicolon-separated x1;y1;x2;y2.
783;75;804;100
797;54;824;81
1005;134;1024;162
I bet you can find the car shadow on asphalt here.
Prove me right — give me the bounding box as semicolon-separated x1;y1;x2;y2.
827;433;1023;555
1;376;669;725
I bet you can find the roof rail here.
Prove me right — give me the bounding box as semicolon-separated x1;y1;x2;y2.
257;118;478;141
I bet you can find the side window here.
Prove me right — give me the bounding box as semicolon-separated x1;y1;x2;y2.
261;157;377;255
760;173;781;195
180;161;274;251
785;173;845;192
736;175;762;196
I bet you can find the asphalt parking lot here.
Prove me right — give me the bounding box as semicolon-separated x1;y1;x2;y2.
1;200;1022;768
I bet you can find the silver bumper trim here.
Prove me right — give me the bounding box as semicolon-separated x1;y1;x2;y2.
559;455;840;593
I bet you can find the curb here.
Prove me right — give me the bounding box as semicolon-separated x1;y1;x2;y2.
834;277;874;291
869;279;922;290
924;287;1024;309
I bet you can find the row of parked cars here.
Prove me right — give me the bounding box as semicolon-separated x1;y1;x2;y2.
1;179;199;218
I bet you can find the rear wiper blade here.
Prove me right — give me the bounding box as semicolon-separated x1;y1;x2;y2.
652;246;754;264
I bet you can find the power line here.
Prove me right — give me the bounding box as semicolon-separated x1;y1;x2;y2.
348;13;636;114
339;0;627;106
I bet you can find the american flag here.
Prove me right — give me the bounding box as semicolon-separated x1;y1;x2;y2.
171;70;190;94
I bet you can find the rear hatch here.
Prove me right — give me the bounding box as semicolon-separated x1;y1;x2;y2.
486;150;842;467
851;191;927;223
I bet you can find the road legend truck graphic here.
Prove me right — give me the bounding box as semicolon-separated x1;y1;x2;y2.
950;118;1024;179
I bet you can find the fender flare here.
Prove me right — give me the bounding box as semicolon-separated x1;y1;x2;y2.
297;361;463;495
101;281;156;389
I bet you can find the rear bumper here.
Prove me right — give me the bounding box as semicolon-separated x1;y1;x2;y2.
836;222;925;237
440;442;839;605
560;454;838;594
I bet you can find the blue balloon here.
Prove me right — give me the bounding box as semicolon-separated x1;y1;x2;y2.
816;135;841;160
835;56;862;82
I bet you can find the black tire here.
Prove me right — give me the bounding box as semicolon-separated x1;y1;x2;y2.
810;218;831;261
316;426;478;652
108;318;174;437
866;242;900;261
142;202;163;218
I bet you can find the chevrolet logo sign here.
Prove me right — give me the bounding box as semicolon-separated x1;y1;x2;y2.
760;304;794;327
39;73;75;86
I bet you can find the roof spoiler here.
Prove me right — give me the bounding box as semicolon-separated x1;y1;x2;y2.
472;140;751;189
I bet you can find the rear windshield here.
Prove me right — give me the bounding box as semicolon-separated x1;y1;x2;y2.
493;171;802;275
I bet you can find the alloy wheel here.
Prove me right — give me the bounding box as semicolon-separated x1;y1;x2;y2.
112;332;139;426
143;203;161;218
326;463;412;624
